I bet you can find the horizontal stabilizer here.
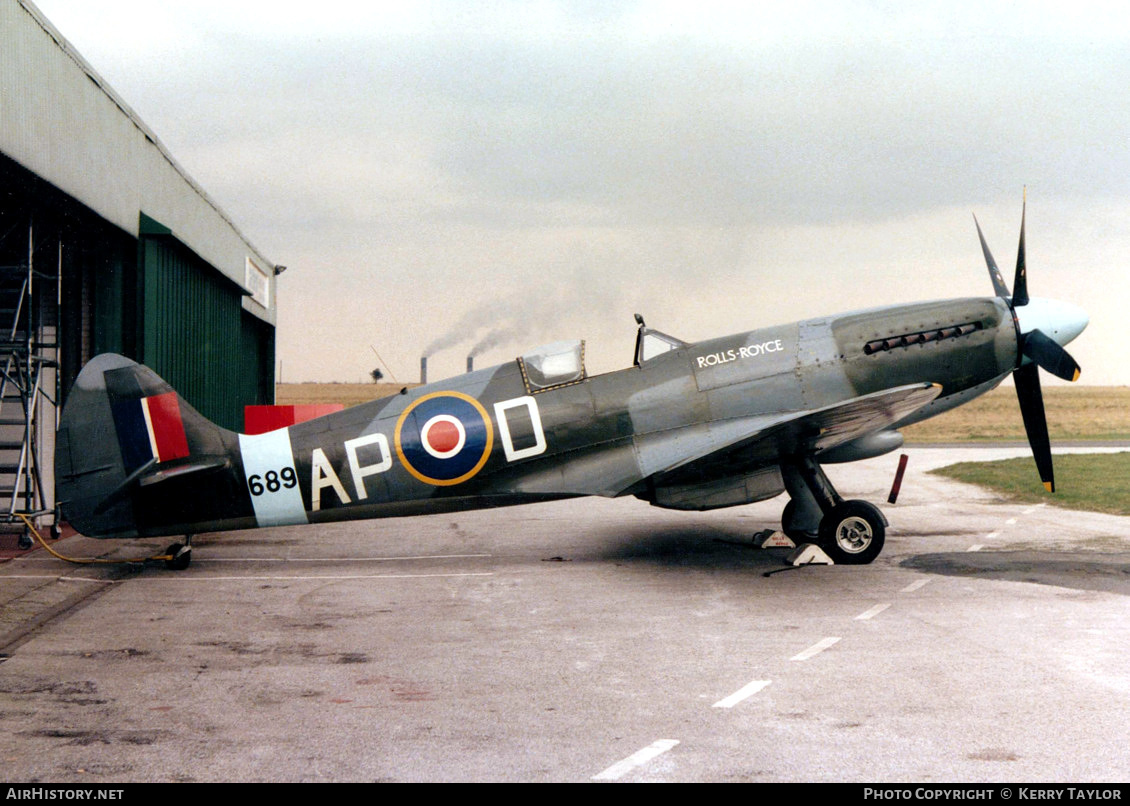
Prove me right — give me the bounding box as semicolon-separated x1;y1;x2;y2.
138;456;232;487
94;456;231;515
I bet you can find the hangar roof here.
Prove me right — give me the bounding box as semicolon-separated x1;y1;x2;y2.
1;0;277;324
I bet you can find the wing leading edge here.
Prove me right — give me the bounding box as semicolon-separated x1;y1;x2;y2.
650;382;942;488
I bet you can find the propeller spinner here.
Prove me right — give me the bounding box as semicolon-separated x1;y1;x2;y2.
975;197;1088;492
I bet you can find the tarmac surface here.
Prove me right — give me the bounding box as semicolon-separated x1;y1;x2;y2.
2;446;1129;783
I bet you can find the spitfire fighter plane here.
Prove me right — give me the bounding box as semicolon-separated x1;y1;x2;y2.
55;205;1087;569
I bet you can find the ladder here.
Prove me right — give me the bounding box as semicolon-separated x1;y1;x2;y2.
0;219;60;547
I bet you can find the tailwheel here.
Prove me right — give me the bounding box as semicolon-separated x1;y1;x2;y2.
164;541;192;571
818;500;886;565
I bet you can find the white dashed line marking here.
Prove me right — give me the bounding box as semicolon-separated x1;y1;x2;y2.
855;603;891;620
712;679;771;708
790;637;841;661
901;578;930;593
967;544;983;552
593;739;680;780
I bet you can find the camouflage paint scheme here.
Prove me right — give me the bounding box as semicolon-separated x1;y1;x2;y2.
56;285;1073;568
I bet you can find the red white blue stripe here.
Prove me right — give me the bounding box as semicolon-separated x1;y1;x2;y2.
111;391;190;472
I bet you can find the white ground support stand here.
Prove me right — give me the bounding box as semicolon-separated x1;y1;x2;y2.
786;543;835;565
751;530;796;549
751;530;834;566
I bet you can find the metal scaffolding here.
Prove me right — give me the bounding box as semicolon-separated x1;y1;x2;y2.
0;218;60;546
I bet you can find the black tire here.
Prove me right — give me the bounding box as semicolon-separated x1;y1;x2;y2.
164;542;192;571
818;500;886;564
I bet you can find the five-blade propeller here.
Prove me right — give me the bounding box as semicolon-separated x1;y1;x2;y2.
975;195;1085;492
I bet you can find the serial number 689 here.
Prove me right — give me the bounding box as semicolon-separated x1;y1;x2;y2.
248;468;298;496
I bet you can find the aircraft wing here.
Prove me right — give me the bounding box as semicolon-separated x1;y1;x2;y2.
500;382;940;498
646;382;942;487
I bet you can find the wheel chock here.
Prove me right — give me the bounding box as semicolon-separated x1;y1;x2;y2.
752;530;796;549
787;543;834;565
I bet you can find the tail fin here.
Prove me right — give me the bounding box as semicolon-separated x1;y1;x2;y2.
56;354;246;538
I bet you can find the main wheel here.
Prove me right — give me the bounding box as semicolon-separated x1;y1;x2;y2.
817;500;886;565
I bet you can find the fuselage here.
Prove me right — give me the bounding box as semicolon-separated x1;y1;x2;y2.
58;296;1035;539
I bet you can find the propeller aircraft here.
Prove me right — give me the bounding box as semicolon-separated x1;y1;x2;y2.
55;201;1087;569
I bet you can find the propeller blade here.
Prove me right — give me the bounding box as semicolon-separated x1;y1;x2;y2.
974;214;1011;297
1012;195;1029;306
1014;363;1054;492
1022;329;1082;382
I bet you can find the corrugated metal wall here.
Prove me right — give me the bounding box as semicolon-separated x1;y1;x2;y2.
138;222;274;431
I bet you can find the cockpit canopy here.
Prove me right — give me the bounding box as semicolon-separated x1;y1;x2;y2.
634;327;687;365
519;340;586;391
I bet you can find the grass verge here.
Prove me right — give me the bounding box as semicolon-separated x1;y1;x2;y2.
930;452;1130;516
903;386;1130;443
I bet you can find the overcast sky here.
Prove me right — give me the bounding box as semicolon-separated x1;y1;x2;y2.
29;0;1130;385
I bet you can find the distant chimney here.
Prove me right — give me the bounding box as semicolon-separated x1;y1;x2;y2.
467;355;474;373
420;356;427;385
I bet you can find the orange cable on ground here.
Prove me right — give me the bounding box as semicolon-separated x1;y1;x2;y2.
15;513;172;566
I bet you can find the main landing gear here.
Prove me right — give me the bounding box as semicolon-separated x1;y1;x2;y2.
780;457;886;564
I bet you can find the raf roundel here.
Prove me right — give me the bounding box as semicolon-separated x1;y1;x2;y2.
420;415;465;459
394;392;494;486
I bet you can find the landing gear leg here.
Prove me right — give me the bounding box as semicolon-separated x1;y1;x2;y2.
164;535;193;571
782;456;887;564
780;464;823;540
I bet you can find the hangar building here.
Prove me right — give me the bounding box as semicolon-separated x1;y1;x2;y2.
1;0;280;531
